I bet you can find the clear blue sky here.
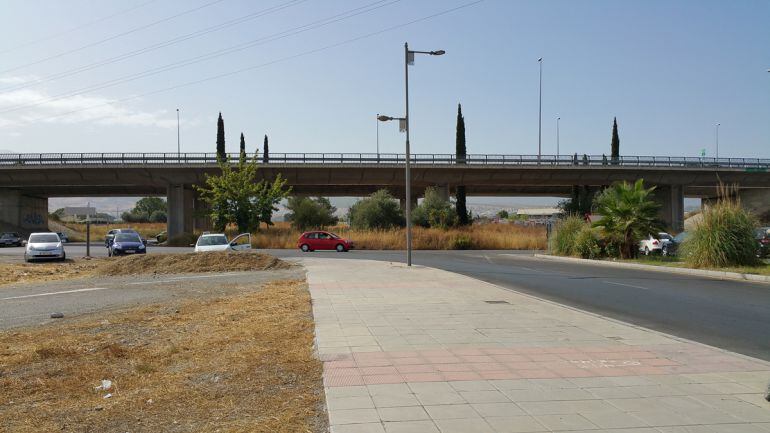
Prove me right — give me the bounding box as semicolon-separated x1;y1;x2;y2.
1;0;769;159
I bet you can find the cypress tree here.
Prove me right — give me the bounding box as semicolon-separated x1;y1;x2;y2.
216;112;226;161
263;134;269;163
239;132;246;163
455;103;469;225
610;117;620;164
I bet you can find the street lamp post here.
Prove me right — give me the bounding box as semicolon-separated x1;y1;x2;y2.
556;116;560;158
378;43;444;267
176;108;180;157
538;57;543;162
376;113;380;159
715;123;720;160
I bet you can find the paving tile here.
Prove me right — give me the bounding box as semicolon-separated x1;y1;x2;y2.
533;413;597;431
460;390;511;404
484;415;548;433
580;410;649;429
434;417;495;433
327;395;375;410
377;406;430;422
383;420;440;433
519;399;616;415
331;423;386;433
450;380;497;392
329;408;381;425
424;404;482;420
471;402;526;418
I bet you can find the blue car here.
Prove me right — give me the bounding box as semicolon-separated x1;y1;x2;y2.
108;232;146;256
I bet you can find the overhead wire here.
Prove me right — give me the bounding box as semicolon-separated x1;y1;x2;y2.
0;0;400;115
0;0;310;94
0;0;229;75
19;0;484;126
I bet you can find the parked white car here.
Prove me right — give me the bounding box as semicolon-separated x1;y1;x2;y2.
638;232;673;255
194;233;251;252
24;232;65;262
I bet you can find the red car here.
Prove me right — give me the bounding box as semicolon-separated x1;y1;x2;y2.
297;231;354;252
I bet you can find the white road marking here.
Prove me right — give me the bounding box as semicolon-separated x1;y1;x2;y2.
604;281;650;290
1;287;111;301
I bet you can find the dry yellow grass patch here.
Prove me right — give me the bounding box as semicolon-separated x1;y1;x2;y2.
0;260;102;287
0;279;326;433
58;222;166;242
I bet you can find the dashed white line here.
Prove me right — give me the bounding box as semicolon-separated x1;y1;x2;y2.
1;287;111;301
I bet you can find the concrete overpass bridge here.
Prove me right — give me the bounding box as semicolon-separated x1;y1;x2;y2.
2;152;769;238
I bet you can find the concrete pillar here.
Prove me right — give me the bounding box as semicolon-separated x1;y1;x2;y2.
0;189;48;234
167;184;194;240
192;194;212;233
434;184;450;201
736;189;770;223
654;184;684;232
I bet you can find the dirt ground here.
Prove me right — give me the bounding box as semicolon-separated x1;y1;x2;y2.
0;251;293;287
0;279;327;433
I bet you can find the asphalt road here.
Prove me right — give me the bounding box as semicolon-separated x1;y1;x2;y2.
2;244;769;360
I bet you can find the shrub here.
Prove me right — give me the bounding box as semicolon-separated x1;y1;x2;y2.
412;187;458;229
574;225;601;259
451;234;473;250
349;190;404;230
149;210;167;223
549;215;585;256
682;195;760;268
285;196;338;230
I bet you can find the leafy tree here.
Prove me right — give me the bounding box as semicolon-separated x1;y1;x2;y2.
239;132;246;163
497;209;509;219
412;187;458;229
149;210;167;223
216;112;226;161
558;185;598;216
592;179;663;259
285;196;338;230
455;104;469;225
349;189;404;230
610;117;620;164
263;134;269;163
195;151;290;232
122;211;149;223
133;197;166;216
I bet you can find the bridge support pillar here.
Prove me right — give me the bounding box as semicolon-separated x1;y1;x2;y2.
434;184;450;201
0;189;48;234
654;184;684;232
167;184;194;241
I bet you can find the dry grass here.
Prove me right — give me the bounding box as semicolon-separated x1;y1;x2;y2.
0;279;326;433
58;222;165;242
1;252;291;287
251;222;546;250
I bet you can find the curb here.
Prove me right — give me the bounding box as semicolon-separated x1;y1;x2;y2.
533;254;770;284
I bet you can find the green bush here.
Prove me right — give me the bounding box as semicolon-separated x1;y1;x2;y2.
549;215;585;256
412;187;458;229
349;190;404;230
574;225;601;259
451;234;473;250
285;196;338;230
682;197;760;268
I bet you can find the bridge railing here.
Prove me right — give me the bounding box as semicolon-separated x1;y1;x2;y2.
0;152;769;168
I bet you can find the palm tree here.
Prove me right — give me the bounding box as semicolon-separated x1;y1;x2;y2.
592;179;663;258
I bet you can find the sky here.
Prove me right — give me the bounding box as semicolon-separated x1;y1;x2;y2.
1;0;768;160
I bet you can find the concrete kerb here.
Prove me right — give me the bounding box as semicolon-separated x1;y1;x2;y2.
532;253;770;284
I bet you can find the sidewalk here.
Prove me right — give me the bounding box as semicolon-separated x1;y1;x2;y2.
303;258;770;433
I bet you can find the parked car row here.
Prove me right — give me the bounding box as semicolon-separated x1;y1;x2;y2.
639;227;769;259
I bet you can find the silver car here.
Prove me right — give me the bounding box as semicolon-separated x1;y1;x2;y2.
24;232;66;262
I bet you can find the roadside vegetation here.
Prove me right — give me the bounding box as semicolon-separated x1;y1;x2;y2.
0;279;326;433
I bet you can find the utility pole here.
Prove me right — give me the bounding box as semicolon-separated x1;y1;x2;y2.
556;116;560;157
176;108;180;157
538;57;543;162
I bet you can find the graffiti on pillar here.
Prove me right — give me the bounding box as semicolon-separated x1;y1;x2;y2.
23;212;45;226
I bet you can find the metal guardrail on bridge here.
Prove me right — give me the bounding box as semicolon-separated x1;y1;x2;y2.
0;153;769;169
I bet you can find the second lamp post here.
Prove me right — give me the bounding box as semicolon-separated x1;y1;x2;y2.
378;42;445;267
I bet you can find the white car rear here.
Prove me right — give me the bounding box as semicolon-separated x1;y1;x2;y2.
194;233;251;252
639;232;673;255
25;232;65;262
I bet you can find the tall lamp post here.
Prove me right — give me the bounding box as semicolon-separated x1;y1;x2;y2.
538;57;543;162
378;43;445;267
715;123;720;160
556;116;560;158
176;108;180;157
376;113;380;158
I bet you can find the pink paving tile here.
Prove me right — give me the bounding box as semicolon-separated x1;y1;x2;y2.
386;351;421;358
391;357;426;365
421;349;455;357
504;361;541;370
472;362;507;371
460;355;496;363
528;354;563;362
450;348;485;356
401;372;444;382
325;368;362;377
587;368;631;377
396;364;436;374
624;351;659;359
324;375;364;387
645;358;680;367
319;353;353;361
624;366;671;375
363;374;405;385
551;367;598;378
356;359;393;367
483;348;517;355
479;371;519;380
353;352;389;360
425;356;462;364
361;366;399;375
325;360;357;369
517;369;559;379
441;372;483;381
491;354;530;363
435;363;474;372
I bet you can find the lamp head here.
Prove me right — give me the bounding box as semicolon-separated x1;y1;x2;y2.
430;50;446;56
378;115;393;122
